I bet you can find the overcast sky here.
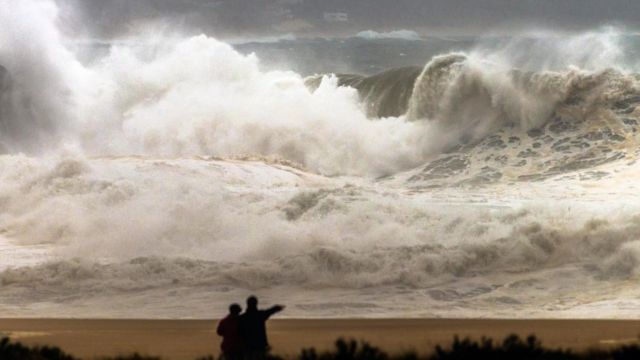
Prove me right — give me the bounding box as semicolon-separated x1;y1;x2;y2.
56;0;640;40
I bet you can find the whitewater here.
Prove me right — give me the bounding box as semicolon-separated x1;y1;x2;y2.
1;0;640;318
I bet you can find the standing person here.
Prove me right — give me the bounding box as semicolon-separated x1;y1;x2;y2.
239;296;285;360
217;303;244;360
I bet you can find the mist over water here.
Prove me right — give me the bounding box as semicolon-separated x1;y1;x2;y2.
1;0;640;318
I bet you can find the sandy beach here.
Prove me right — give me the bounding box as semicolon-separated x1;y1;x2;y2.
1;319;640;359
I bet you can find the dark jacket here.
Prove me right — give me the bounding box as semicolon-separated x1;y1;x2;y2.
217;314;243;353
239;306;282;350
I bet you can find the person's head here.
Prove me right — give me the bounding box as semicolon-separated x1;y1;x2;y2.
246;295;258;310
229;303;242;315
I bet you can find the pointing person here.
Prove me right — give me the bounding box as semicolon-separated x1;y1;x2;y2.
239;296;285;360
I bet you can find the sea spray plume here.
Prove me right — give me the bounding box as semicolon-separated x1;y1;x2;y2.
5;1;636;176
0;3;637;177
0;0;87;153
0;64;9;153
0;0;429;176
472;28;630;72
85;35;427;176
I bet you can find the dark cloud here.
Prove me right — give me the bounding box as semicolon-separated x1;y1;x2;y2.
56;0;640;39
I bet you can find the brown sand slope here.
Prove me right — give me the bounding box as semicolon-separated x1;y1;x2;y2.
1;319;640;360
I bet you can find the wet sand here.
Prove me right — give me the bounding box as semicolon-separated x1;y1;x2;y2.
1;319;640;360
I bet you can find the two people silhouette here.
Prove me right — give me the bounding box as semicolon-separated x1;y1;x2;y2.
217;296;285;360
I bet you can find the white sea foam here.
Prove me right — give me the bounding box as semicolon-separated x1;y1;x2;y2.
1;154;640;317
229;33;297;44
356;30;422;41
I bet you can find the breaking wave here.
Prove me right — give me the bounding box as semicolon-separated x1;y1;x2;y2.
2;1;640;180
307;45;640;184
4;214;640;290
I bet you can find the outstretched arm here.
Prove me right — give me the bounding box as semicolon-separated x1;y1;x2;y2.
263;305;285;319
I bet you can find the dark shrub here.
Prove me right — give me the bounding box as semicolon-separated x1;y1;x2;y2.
431;334;575;360
300;339;388;360
0;337;76;360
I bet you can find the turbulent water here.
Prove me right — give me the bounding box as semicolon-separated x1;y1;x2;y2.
1;1;640;318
